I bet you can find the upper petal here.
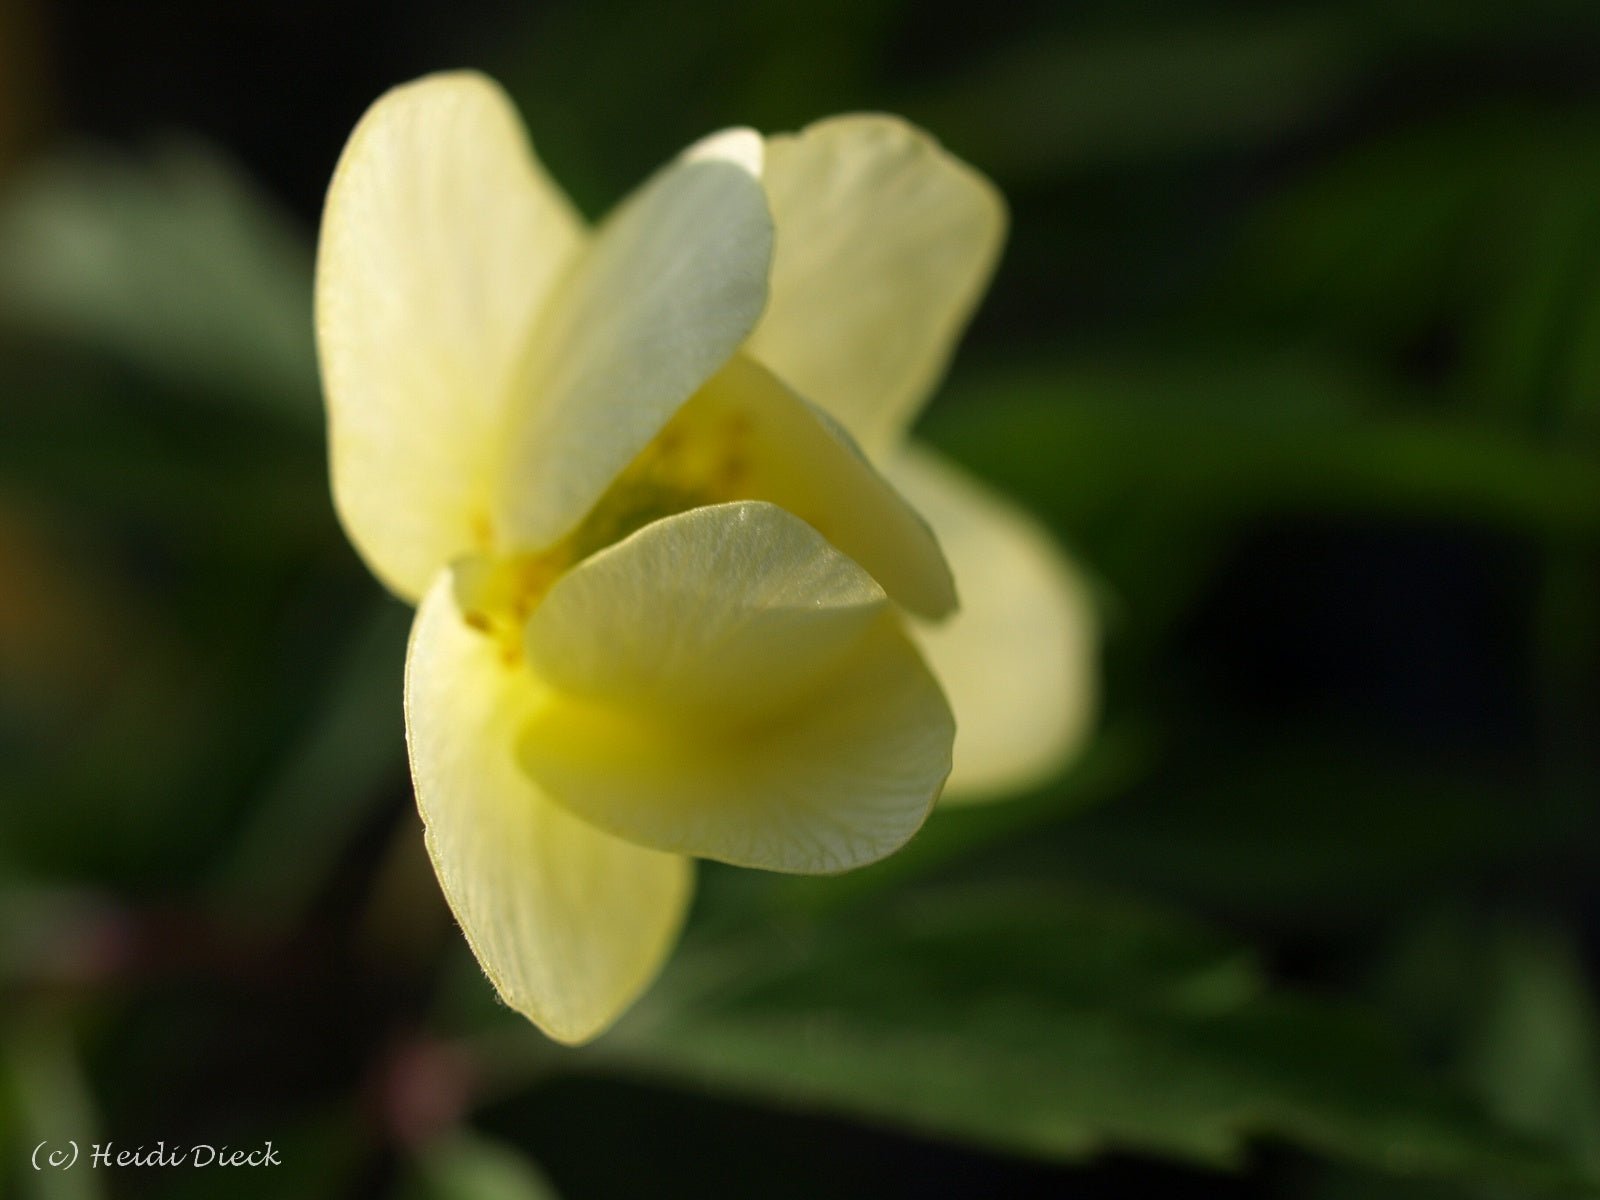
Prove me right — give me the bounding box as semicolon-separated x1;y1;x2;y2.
406;571;692;1045
518;502;953;873
887;446;1098;800
317;72;584;600
496;131;774;550
746;115;1006;457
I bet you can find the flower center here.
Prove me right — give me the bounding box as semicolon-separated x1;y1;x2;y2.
454;396;754;660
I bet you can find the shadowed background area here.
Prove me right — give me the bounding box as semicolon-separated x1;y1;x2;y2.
5;1;1600;1197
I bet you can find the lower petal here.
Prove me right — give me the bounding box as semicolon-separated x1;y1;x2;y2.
886;446;1098;801
405;573;692;1044
519;503;954;874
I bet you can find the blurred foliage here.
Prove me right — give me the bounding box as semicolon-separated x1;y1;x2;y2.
0;144;318;420
595;884;1590;1191
6;0;1600;1197
396;1136;563;1200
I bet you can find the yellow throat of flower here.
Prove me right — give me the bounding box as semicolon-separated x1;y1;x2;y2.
454;393;755;661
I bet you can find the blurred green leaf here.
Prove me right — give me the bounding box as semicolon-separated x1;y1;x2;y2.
1025;733;1591;920
0;1013;103;1200
208;600;409;927
932;359;1600;535
922;355;1600;669
1216;115;1505;353
0;142;317;420
596;885;1595;1194
1214;109;1600;431
399;1135;562;1200
910;5;1600;179
913;17;1360;176
1464;923;1600;1174
1338;915;1600;1200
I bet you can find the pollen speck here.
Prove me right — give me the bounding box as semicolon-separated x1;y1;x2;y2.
471;511;494;551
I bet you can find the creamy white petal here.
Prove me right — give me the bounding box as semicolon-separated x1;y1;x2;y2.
497;133;773;549
887;446;1097;800
518;502;953;873
684;127;765;174
406;572;691;1045
747;115;1005;456
317;72;584;599
665;356;955;618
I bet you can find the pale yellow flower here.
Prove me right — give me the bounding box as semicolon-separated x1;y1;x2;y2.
315;72;1093;1042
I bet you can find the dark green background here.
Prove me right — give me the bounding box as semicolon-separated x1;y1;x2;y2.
4;1;1600;1197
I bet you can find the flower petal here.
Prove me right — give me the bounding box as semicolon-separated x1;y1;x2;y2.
497;132;774;549
668;355;955;618
406;572;692;1045
317;72;584;600
887;447;1098;800
746;115;1005;456
518;502;953;873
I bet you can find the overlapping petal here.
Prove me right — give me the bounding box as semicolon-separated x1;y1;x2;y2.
497;131;774;550
747;115;1006;456
406;573;692;1045
668;356;955;618
317;72;584;599
887;447;1097;799
518;502;954;873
